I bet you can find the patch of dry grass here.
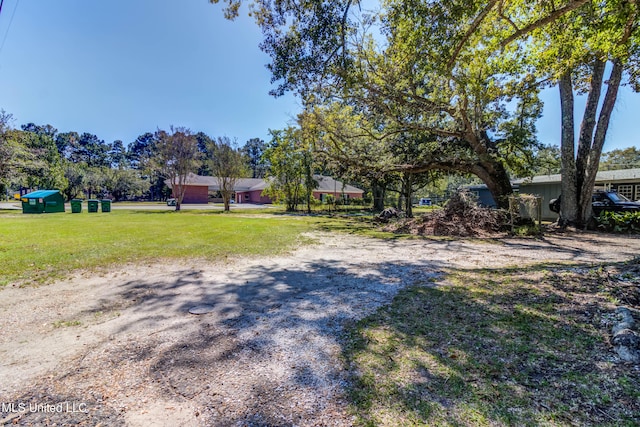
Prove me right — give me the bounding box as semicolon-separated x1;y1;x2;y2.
344;260;640;426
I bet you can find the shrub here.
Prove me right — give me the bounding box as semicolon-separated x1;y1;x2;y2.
308;196;322;207
596;210;640;233
363;192;373;204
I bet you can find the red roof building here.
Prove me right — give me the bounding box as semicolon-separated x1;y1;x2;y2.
166;173;364;204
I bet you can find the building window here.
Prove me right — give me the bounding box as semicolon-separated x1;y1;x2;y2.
617;184;633;199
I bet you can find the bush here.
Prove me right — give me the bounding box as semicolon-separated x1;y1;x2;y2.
596;210;640;233
363;192;373;204
308;196;322;207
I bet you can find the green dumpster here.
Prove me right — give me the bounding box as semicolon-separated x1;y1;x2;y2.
87;199;99;213
71;199;83;213
101;199;111;213
21;190;66;214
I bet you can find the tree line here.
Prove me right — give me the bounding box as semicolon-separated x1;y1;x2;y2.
1;104;638;215
3;0;639;221
0;109;366;213
0;110;270;209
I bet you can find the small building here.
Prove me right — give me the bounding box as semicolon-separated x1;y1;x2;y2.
164;174;216;204
233;178;272;204
464;168;640;220
21;190;66;214
465;184;502;208
166;173;365;204
516;168;640;220
312;175;365;202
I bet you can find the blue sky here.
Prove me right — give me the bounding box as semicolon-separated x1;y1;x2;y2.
0;0;638;151
0;0;300;145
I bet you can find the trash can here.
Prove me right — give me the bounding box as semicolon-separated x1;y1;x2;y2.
101;199;111;213
71;199;83;213
87;199;99;213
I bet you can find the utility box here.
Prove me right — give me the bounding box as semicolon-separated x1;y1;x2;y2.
101;199;111;212
71;199;83;213
87;199;99;213
21;190;66;214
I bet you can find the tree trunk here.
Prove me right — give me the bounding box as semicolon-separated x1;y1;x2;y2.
557;61;623;228
577;60;623;224
575;60;605;194
481;169;512;210
408;158;513;210
466;158;513;210
558;71;578;226
304;154;313;214
404;172;414;218
372;180;385;211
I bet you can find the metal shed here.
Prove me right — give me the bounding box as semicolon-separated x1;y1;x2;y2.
21;190;66;214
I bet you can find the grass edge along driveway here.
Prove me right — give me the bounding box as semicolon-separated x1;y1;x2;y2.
0;209;315;287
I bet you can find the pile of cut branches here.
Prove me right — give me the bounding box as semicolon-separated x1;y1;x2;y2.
382;190;508;237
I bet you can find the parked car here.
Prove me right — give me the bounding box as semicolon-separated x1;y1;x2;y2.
167;198;177;206
549;190;640;215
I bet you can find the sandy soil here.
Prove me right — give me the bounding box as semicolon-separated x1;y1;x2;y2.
1;231;639;426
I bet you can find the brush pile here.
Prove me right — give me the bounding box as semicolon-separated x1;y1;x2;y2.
382;190;508;237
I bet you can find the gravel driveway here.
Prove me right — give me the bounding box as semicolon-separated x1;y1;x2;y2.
1;231;639;426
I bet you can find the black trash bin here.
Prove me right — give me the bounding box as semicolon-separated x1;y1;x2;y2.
71;199;83;213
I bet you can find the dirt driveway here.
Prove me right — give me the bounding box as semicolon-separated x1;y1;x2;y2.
1;231;639;426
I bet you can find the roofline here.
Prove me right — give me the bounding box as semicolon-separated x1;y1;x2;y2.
515;168;640;185
167;174;364;193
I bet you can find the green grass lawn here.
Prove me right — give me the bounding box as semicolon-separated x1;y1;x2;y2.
4;207;638;426
344;263;640;426
0;209;315;287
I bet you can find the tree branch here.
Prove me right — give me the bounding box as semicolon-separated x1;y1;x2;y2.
447;0;499;70
497;0;520;33
501;0;590;47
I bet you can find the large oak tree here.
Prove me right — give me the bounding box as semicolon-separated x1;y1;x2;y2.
211;0;639;220
211;0;545;209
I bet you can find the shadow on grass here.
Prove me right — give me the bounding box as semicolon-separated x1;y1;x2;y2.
5;236;640;425
5;254;444;425
344;261;640;426
127;209;227;215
